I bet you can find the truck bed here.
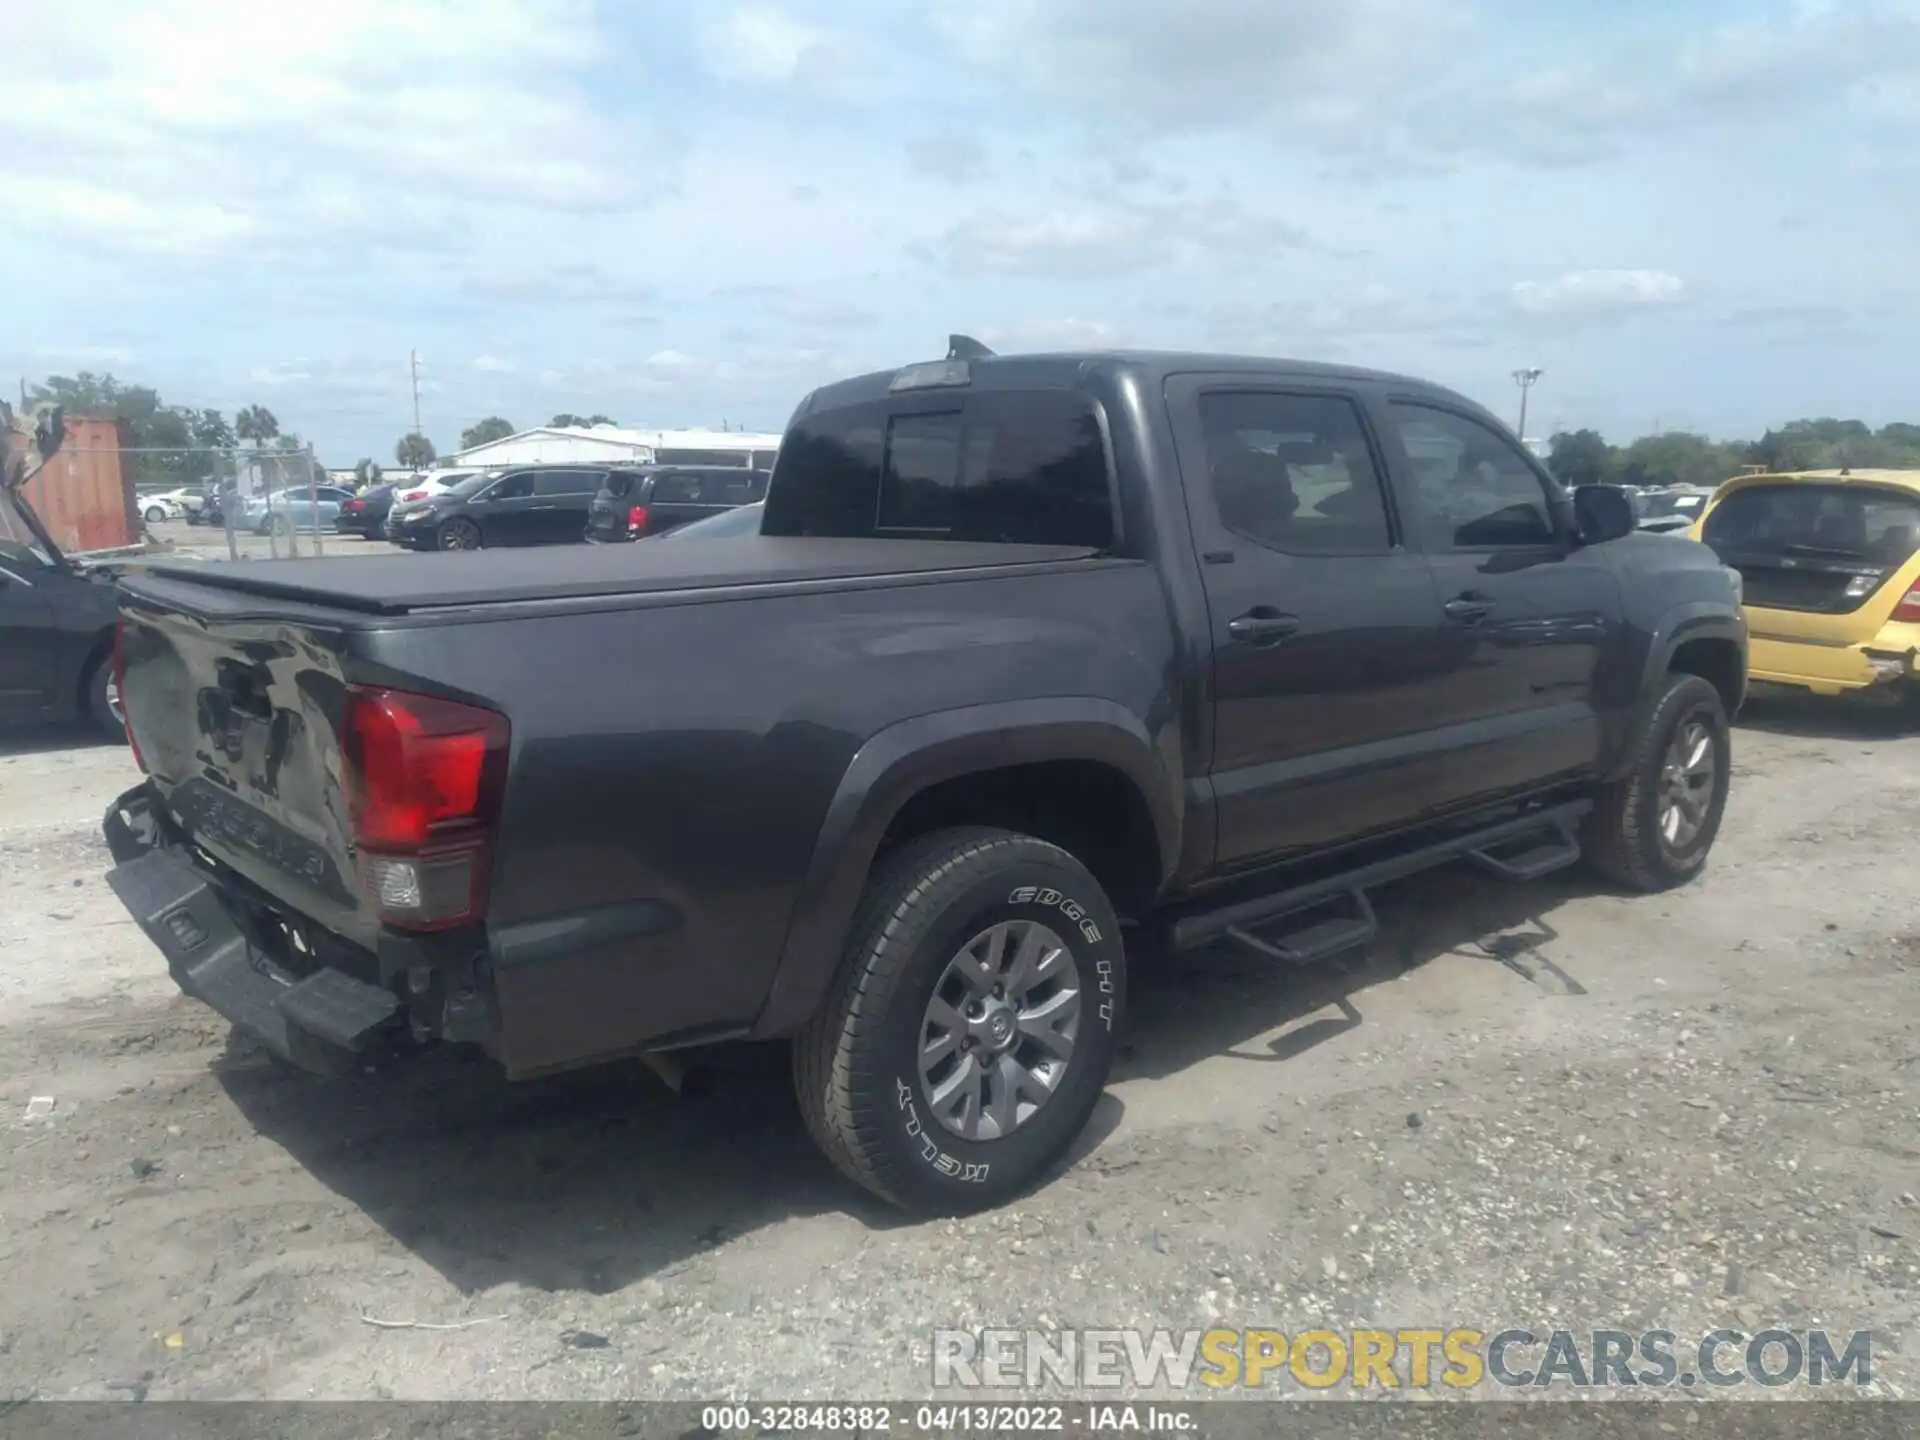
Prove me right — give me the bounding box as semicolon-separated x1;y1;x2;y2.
132;536;1102;616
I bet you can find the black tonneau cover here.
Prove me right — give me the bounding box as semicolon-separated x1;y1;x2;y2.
130;536;1102;616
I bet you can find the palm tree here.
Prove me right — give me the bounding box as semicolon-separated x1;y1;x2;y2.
235;405;279;449
234;405;279;501
353;458;383;490
395;433;436;469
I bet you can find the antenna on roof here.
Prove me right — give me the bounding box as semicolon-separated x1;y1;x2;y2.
947;334;994;361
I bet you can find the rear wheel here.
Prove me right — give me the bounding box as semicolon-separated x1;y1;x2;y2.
793;827;1125;1214
437;518;481;550
143;505;167;524
1584;673;1729;891
84;658;124;741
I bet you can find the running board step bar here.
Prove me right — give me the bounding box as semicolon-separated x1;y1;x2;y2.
1171;799;1593;957
1225;889;1377;966
1466;824;1583;882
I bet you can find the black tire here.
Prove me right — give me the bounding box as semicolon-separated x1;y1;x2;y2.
437;518;482;550
1583;673;1729;891
793;826;1125;1214
84;658;125;741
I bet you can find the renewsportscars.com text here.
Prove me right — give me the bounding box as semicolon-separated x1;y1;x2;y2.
933;1326;1873;1391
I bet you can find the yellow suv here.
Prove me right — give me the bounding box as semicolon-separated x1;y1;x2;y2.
1690;469;1920;696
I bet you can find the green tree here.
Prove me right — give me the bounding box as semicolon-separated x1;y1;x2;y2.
353;458;384;489
550;412;616;428
1615;432;1746;490
459;416;516;450
1546;429;1614;488
191;409;234;450
28;372;177;484
1751;426;1825;473
395;433;437;469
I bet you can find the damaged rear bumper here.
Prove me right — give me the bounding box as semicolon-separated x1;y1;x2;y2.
102;785;445;1075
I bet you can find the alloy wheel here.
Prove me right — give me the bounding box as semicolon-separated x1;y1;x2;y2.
917;919;1082;1142
1658;719;1716;849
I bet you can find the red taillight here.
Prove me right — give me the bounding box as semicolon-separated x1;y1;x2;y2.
627;504;651;535
113;617;146;772
344;498;366;513
1893;584;1920;623
342;687;509;932
403;489;427;502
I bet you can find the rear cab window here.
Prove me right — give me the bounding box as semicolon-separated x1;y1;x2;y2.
762;389;1114;547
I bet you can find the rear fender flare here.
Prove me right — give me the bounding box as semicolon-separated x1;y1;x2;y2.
1609;606;1747;782
750;697;1180;1038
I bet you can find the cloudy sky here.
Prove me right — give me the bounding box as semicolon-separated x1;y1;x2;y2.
3;0;1916;461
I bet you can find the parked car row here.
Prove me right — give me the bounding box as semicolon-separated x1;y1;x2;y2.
340;463;769;550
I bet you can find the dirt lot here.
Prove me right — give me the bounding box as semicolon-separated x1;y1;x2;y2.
1;697;1916;1403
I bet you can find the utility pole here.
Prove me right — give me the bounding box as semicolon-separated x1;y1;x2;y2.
1512;368;1543;441
410;350;423;438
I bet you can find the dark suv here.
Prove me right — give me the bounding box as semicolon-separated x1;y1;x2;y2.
585;465;768;543
388;466;605;551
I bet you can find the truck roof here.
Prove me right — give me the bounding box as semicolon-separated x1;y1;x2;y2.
799;348;1464;417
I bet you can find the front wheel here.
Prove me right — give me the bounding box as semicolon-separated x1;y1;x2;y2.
793;827;1125;1214
1584;673;1730;891
143;505;167;524
437;518;481;550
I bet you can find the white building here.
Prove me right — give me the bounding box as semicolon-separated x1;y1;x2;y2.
439;424;782;472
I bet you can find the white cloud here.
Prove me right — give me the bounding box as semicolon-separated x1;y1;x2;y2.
472;355;516;373
1512;270;1686;319
906;133;990;183
942;0;1464;133
700;6;832;82
249;361;315;386
922;194;1309;278
939;0;1920;170
0;0;651;262
979;317;1122;350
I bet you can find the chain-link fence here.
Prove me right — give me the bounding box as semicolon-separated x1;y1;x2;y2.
87;441;358;561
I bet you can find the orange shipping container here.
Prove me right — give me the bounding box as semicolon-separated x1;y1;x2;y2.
20;415;136;553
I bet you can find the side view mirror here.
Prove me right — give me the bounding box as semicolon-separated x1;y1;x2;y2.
1573;484;1636;545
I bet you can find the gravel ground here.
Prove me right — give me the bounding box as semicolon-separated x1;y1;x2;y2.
0;694;1915;1403
139;518;407;562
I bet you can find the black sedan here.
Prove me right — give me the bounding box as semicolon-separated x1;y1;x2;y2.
335;483;396;538
0;480;124;737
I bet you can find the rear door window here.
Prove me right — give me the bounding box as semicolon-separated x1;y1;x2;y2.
485;472;535;501
650;473;710;504
534;469;603;497
712;469;763;503
1196;391;1394;554
762;390;1113;546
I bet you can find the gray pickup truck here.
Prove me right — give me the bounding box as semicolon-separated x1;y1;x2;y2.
101;341;1746;1213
